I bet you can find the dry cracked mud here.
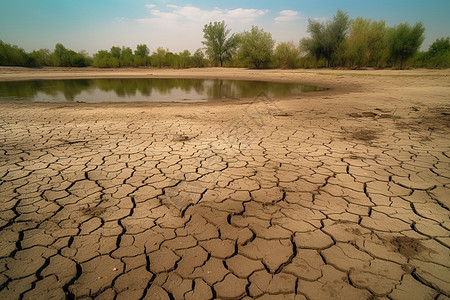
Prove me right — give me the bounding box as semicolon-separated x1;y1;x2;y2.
0;67;449;299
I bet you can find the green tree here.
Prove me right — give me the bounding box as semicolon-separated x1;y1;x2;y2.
300;21;323;64
165;52;177;68
68;50;89;67
108;46;121;67
110;46;121;59
301;9;350;67
93;50;113;67
427;37;450;68
274;41;300;68
120;47;134;67
177;50;192;68
367;20;388;66
428;37;450;57
345;18;387;67
412;37;450;68
135;44;149;57
202;21;239;67
388;22;425;69
134;44;150;66
151;47;168;68
0;40;32;66
238;26;275;69
192;49;206;67
52;43;70;66
345;18;370;67
30;48;51;66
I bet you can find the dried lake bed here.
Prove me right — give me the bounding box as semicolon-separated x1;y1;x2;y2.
0;67;449;299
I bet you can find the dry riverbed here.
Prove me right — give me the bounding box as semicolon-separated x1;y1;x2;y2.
0;67;449;299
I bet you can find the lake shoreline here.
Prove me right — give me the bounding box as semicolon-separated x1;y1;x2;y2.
1;67;447;106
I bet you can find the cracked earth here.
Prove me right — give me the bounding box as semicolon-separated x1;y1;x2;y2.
0;68;449;299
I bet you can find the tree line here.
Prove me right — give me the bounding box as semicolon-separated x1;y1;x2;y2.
0;42;92;67
0;41;207;69
91;46;208;68
1;10;448;69
205;11;448;69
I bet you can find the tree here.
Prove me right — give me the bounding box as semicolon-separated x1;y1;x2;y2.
109;46;121;67
110;46;121;59
412;37;450;68
135;44;150;57
151;47;168;68
192;49;206;68
134;44;150;66
165;52;177;68
388;22;425;69
93;50;113;67
30;48;51;66
238;26;275;69
345;18;387;67
120;47;134;67
0;40;32;66
68;50;90;67
202;21;239;67
427;37;450;68
300;21;323;64
428;37;450;57
301;9;350;67
177;50;192;68
274;41;300;68
52;43;70;67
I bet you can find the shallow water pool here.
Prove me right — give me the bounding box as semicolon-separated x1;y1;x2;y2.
0;78;326;103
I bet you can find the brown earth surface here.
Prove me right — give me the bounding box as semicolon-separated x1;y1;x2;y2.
0;67;449;299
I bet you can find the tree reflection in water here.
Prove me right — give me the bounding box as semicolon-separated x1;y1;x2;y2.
0;78;325;102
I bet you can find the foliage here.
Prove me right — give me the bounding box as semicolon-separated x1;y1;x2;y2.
150;47;168;68
176;50;192;69
428;37;450;56
237;26;275;69
274;42;301;68
411;37;450;68
92;45;200;69
29;49;52;66
0;41;90;67
0;13;447;70
191;49;207;68
0;40;32;66
344;18;387;67
301;10;350;67
134;44;150;67
425;37;450;68
93;45;151;68
135;44;150;57
120;47;134;67
202;21;239;67
93;50;115;68
387;22;425;69
50;43;90;67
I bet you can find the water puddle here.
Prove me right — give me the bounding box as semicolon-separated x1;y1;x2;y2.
0;78;326;103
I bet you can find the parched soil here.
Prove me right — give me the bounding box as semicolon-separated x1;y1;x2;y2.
0;67;449;299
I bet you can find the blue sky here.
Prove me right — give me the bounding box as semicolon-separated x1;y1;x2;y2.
1;0;449;55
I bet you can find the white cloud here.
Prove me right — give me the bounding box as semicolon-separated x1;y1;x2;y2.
137;5;268;25
274;10;301;23
134;4;270;52
226;8;269;23
145;4;156;9
313;17;329;23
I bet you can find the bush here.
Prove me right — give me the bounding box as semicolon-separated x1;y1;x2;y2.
237;26;274;68
274;42;300;68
